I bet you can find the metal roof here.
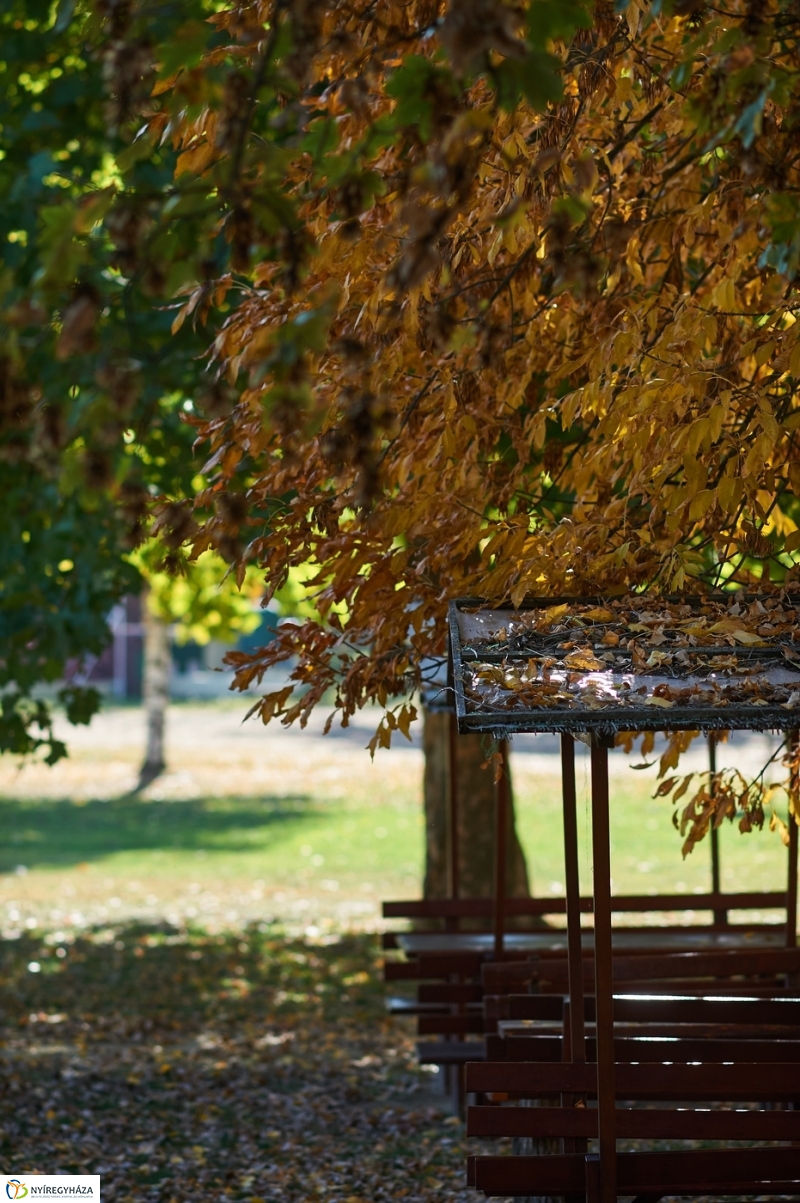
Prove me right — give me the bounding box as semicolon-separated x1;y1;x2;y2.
449;595;800;737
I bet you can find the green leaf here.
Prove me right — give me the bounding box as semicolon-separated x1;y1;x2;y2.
302;117;339;164
58;685;102;726
283;304;333;354
495;52;564;112
53;0;76;34
386;56;457;141
157;20;213;80
528;0;592;50
37;201;87;291
733;89;767;149
551;194;592;226
670;58;693;91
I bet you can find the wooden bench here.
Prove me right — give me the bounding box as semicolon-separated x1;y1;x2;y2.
466;1057;800;1198
466;994;800;1199
467;1148;800;1199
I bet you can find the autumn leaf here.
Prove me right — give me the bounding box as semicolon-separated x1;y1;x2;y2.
729;629;765;646
536;603;570;628
581;606;614;623
176;141;217;177
563;648;604;671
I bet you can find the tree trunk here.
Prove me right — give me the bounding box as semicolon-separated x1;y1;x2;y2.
423;708;530;902
139;599;170;787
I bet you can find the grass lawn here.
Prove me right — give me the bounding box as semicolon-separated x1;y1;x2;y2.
0;703;790;935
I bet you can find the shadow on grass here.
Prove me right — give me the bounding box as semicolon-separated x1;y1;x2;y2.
0;794;323;873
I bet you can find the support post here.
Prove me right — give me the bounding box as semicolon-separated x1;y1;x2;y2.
493;740;509;961
788;730;799;950
561;734;586;1065
708;734;727;926
447;711;460;905
788;813;798;950
590;741;616;1203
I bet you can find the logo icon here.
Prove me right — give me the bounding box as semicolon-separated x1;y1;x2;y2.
6;1183;28;1200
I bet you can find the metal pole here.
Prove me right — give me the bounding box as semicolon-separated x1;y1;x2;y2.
788;731;799;949
561;734;586;1064
788;815;798;950
708;734;727;926
447;711;460;903
590;741;617;1203
493;740;509;961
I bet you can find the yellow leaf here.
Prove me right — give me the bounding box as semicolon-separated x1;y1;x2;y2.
646;695;674;708
510;577;528;609
626;0;640;37
770;810;791;847
688;489;714;522
563;649;604;671
717;476;743;514
625;236;644;285
176;140;216;177
755;339;776;367
682;623;709;637
686;418;709;456
537;603;569;627
729;629;764;645
582;607;614;622
708;618;741;633
707;402;725;443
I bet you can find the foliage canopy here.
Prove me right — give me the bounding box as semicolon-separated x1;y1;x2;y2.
156;0;800;844
10;0;800;842
0;0;253;759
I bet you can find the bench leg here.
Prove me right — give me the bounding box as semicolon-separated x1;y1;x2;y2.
591;743;617;1203
585;1153;600;1203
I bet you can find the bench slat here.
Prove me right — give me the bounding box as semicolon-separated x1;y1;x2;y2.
467;1104;800;1141
471;1149;800;1196
416;1040;484;1065
500;1033;800;1063
501;993;800;1024
466;1059;800;1100
417;1015;484;1035
383;892;788;918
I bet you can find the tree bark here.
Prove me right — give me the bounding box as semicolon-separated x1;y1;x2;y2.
423;708;530;901
139;599;170;787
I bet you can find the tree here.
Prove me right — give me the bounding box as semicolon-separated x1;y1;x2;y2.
0;459;137;762
0;0;250;763
422;712;530;902
132;543;260;785
154;0;800;858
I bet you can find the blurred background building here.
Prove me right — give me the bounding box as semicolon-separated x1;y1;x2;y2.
77;596;281;700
